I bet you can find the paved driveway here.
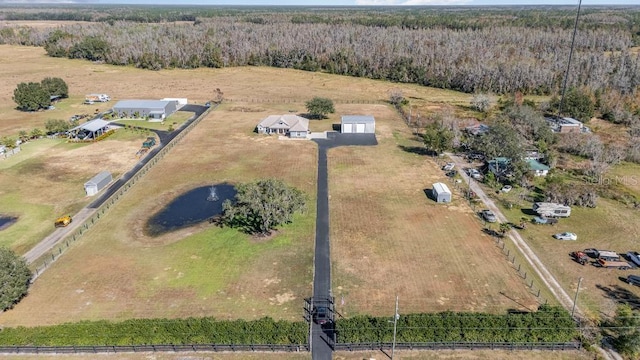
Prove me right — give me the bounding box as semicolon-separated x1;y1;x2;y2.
311;133;377;360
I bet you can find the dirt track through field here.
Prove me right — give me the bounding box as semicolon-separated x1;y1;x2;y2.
447;153;620;360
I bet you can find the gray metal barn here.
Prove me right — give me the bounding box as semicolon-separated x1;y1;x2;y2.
84;171;112;196
112;100;178;120
432;182;452;203
341;115;375;134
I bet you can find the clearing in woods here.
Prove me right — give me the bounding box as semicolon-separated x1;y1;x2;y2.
1;44;537;326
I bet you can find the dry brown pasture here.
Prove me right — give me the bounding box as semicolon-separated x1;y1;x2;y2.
328;107;540;316
0;45;538;327
499;193;640;318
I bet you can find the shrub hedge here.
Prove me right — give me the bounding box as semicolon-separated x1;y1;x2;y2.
0;317;307;346
335;305;577;343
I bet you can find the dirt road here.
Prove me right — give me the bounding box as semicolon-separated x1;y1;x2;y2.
447;153;622;360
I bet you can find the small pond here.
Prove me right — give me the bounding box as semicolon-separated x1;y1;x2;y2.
0;215;18;231
145;183;236;236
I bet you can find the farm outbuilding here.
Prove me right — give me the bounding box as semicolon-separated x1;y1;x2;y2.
432;182;452;203
341;115;375;134
112;100;178;120
68;119;112;140
84;171;112;196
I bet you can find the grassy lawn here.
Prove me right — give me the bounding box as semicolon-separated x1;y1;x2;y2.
329;104;540;317
0;43;625;329
0;102;318;326
0;137;142;253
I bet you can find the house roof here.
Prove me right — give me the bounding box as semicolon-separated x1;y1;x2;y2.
341;115;375;124
432;182;451;194
526;158;550;171
85;171;111;187
258;115;309;132
71;119;110;133
113;100;172;110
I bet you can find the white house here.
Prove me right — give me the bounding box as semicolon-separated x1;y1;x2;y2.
257;115;309;138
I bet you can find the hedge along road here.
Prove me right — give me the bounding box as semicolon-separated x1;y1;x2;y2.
311;133;377;360
22;105;209;266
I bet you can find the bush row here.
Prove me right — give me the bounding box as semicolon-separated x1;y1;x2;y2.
336;305;577;344
0;317;307;346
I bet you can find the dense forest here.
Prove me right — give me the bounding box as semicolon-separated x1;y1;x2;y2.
0;6;638;99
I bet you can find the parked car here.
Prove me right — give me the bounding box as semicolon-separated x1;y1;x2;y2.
626;251;640;267
466;168;482;180
442;162;455;171
481;210;497;223
313;306;330;325
501;185;513;193
627;275;640;287
553;232;577;241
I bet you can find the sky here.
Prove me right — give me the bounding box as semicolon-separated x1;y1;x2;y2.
2;0;639;6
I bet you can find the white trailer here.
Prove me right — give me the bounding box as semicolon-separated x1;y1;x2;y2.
532;202;571;218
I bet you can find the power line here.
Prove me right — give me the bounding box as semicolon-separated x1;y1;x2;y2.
557;0;583;118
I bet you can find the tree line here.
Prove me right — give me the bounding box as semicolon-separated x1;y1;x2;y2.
0;8;638;99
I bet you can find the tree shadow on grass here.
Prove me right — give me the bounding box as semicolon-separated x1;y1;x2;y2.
596;283;640;311
398;145;436;156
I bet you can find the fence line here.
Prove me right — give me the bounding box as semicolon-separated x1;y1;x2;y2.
31;106;214;279
0;343;308;354
334;341;581;352
433;157;549;306
223;98;384;105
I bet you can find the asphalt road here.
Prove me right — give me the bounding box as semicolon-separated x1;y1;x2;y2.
311;133;377;360
23;105;209;266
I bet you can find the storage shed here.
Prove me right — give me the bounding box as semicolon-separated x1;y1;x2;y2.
84;171;112;196
432;182;452;203
341;115;375;134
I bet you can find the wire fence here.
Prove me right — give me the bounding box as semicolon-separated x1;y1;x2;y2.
0;343;308;355
30;106;213;279
224;97;384;105
432;156;550;307
334;341;581;352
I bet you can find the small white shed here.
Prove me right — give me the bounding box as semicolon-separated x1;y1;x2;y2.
432;182;452;203
84;171;112;196
341;115;375;134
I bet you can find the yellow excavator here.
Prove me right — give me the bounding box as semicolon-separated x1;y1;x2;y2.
54;215;72;228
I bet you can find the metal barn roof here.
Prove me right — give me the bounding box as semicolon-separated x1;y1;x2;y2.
70;119;111;132
341;115;375;124
85;171;112;186
113;100;173;109
432;182;451;194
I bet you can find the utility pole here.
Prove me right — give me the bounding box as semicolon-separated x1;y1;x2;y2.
391;295;399;360
558;0;583;118
571;277;583;318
